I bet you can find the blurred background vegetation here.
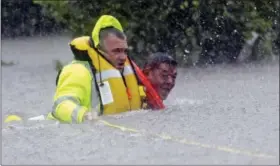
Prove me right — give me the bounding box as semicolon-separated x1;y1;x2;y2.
2;0;279;67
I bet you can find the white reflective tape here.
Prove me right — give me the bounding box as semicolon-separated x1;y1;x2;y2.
95;69;122;81
95;65;134;81
123;65;134;76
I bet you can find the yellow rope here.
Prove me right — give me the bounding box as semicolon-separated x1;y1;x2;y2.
98;119;276;159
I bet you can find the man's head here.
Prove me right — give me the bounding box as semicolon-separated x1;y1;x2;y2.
143;52;178;100
98;27;128;70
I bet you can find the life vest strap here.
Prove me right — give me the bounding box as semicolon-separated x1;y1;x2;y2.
126;88;132;100
86;62;105;116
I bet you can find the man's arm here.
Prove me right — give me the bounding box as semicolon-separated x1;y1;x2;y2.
52;63;92;123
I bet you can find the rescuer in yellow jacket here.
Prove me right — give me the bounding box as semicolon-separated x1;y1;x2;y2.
48;15;147;123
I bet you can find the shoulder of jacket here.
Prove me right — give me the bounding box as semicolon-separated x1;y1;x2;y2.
62;61;93;79
69;36;91;51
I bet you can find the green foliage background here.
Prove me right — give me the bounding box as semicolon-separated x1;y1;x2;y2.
34;0;279;66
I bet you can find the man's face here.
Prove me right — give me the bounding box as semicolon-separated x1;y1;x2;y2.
147;63;177;100
102;34;128;70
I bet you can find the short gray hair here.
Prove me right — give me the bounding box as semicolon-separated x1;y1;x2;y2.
98;27;126;51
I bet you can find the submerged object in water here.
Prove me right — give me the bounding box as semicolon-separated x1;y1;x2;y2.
4;114;22;123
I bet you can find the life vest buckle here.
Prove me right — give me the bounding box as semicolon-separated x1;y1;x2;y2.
138;86;146;97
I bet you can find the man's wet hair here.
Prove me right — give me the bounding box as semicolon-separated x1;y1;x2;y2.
98;27;126;51
143;52;177;70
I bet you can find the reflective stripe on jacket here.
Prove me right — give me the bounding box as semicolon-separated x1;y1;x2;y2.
49;61;96;123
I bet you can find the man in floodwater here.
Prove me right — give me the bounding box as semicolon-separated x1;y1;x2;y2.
129;52;178;110
143;52;177;101
4;52;178;124
48;15;149;123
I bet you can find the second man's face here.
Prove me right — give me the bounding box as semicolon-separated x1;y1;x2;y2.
147;63;177;100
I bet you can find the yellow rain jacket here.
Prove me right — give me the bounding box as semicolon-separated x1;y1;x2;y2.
48;15;147;123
